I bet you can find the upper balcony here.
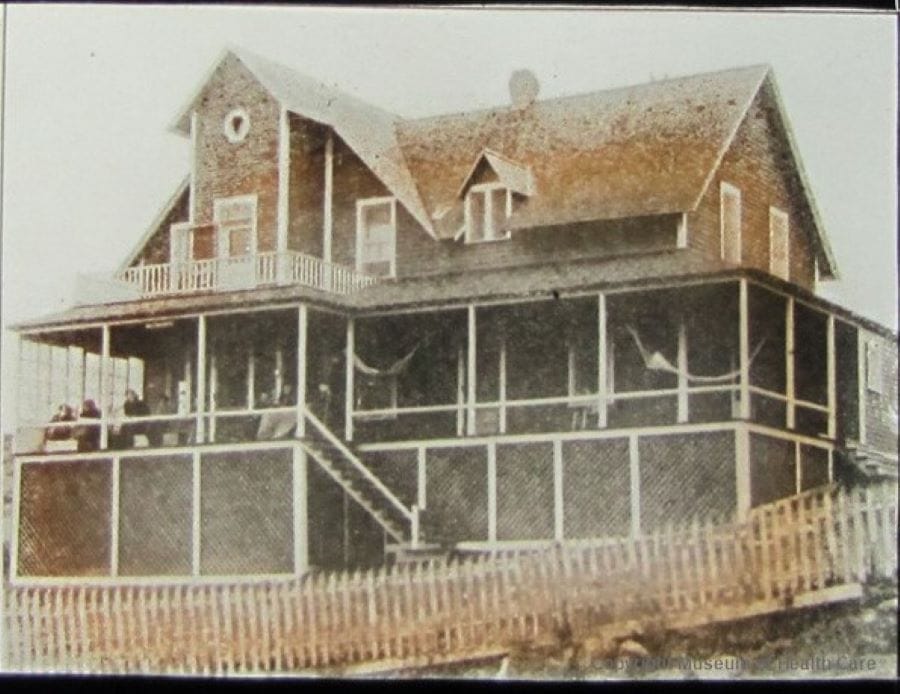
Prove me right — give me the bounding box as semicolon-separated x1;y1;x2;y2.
75;246;378;305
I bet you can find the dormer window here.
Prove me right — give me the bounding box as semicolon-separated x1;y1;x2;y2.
356;197;397;278
465;183;511;243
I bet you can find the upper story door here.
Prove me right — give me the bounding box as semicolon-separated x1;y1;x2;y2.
213;194;258;259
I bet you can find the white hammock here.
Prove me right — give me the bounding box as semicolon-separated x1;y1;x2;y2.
354;341;421;378
626;325;766;383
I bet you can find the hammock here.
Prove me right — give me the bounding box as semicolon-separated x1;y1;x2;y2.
353;340;422;378
626;325;766;383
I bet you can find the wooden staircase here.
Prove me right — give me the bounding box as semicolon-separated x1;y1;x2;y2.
300;411;419;546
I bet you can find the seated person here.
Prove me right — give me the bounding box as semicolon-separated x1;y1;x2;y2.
45;404;76;441
119;389;150;447
73;399;101;452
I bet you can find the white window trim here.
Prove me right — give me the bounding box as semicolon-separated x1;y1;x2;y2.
769;206;790;281
719;181;742;263
355;196;397;278
212;193;258;259
464;182;512;244
866;340;884;394
223;107;251;144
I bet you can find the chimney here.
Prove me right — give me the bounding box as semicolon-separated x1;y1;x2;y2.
509;69;540;109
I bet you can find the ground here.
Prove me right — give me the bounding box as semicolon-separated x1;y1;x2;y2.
385;579;898;681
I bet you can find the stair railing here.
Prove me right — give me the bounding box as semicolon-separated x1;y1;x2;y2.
303;410;414;525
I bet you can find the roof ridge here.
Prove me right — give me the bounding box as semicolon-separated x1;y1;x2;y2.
398;63;771;128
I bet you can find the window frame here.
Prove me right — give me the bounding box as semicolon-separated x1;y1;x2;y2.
464;182;512;244
866;340;884;394
769;206;790;280
355;196;397;278
719;181;742;264
213;193;258;260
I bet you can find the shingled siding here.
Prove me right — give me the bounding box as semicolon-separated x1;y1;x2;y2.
861;327;899;455
287;115;327;256
395;208;679;277
192;54;281;252
688;88;817;291
132;187;190;266
331;138;391;269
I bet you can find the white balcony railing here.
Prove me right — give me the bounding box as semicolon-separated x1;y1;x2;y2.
116;251;378;298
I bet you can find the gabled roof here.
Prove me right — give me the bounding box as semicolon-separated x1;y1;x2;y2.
395;64;837;278
171;48;435;238
457;149;535;197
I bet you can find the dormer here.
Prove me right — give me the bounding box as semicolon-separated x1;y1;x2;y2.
457;150;534;244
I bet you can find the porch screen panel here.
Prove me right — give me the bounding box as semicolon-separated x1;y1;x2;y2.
424;446;488;543
18;460;112;577
794;304;827;404
361;449;418;509
639;432;735;532
200;449;293;575
748;284;786;391
749;434;795;507
561;439;630;539
496;443;554;540
118;455;192;576
799;445;830;491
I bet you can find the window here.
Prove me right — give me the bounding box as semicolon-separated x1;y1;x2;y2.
465;183;511;243
356;197;396;278
769;207;789;280
720;182;741;264
223;108;251;143
866;341;884;394
213;195;257;259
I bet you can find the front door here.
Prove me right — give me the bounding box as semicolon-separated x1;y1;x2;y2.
214;195;258;288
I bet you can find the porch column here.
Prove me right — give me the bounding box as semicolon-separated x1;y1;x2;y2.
597;292;608;428
738;279;750;420
99;324;110;450
628;434;641;538
826;313;836;439
345;317;355;441
466;305;477;435
498;334;507;434
323;131;334;264
456;346;465;436
208;352;218;443
785;297;796;429
676;320;689;423
274;347;284;402
296;304;308;437
246;342;255;409
196;315;207;443
292;446;309;574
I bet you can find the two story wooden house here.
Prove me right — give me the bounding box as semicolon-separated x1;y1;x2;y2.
8;49;898;583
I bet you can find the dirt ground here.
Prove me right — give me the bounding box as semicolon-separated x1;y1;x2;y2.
389;579;898;681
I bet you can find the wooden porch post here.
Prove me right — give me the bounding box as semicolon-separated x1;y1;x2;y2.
628;434;641;538
296;304;308;438
208;351;218;443
794;440;802;494
677;321;689;423
99;324;110;450
738;279;750;420
826;313;836;439
345;317;355;441
456;346;465;436
786;297;796;429
196;315;206;444
498;334;507;434
597;292;608;428
466;305;477;435
246;342;256;410
323;131;334;264
292;445;309;574
735;425;751;520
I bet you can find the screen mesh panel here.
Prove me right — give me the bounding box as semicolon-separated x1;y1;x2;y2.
118;455;192;576
607;396;677;428
496;443;554;540
749;433;796;507
639;431;736;531
362;449;418;508
200;449;293;575
561;439;630;539
800;445;830;491
425;447;488;543
18;460;112;577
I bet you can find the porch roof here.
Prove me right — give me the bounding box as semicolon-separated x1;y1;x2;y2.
10;251;896;339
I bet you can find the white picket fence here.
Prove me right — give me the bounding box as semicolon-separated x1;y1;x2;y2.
2;481;896;675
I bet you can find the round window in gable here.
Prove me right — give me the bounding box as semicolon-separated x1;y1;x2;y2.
223;108;251;143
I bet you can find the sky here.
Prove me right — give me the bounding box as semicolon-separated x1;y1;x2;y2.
0;6;897;433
